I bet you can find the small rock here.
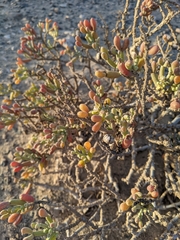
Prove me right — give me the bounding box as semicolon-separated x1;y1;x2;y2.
64;35;75;48
4;34;10;39
59;3;67;7
175;28;180;34
54;7;59;13
1;158;8;167
79;14;84;19
177;34;180;44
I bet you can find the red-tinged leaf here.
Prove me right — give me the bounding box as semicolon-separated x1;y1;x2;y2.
13;214;22;227
13;166;23;172
20;194;35;203
8;213;20;224
10;161;22;168
0;201;10;211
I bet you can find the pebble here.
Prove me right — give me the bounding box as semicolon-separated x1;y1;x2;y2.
59;3;67;7
54;7;59;13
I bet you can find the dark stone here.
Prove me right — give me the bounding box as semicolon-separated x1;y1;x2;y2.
1;158;8;166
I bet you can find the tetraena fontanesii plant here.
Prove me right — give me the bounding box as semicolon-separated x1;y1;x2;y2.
0;0;180;239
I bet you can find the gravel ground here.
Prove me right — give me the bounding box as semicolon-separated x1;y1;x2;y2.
0;0;126;81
